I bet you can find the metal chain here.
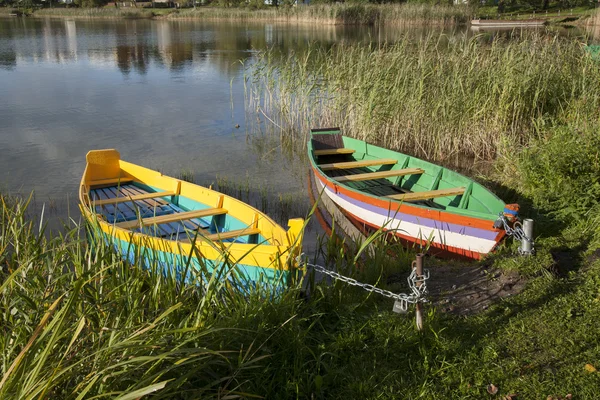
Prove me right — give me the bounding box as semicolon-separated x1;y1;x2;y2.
497;214;535;255
297;254;429;313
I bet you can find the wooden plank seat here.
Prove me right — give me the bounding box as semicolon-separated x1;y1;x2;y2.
206;227;261;241
89;177;134;187
314;148;356;156
179;227;261;243
91;191;176;206
386;187;466;202
336;168;424;183
116;208;227;230
319;159;398;171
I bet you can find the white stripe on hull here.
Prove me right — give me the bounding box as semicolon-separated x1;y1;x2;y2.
316;179;497;254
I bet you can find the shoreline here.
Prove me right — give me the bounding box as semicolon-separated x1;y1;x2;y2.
2;10;598;27
0;4;473;26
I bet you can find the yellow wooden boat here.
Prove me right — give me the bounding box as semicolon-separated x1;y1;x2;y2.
79;149;304;288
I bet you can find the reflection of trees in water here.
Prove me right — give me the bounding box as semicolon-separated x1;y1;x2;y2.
6;18;569;76
115;23;149;75
116;44;149;75
0;51;16;70
108;20;381;77
0;19;16;70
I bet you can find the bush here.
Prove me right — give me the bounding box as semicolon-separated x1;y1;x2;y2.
512;121;600;220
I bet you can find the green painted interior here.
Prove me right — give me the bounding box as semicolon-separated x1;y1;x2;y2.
309;135;506;220
310;128;342;135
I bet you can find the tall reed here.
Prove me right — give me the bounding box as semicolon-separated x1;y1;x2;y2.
247;32;600;161
172;4;472;25
0;195;301;398
1;193;419;398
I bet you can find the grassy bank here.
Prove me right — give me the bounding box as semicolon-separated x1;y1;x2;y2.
3;172;600;398
247;33;600;162
28;4;472;25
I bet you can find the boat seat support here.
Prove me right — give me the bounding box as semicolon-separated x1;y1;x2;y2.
89;177;134;188
314;148;356;156
207;227;261;241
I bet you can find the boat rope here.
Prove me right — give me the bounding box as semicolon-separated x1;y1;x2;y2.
296;254;429;313
495;213;535;255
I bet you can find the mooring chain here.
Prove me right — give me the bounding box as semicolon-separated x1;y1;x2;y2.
497;213;535;255
296;254;429;313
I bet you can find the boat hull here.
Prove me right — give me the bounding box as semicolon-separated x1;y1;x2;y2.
311;168;505;260
80;149;303;291
93;228;293;289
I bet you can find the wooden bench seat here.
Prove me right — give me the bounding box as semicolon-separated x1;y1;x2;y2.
386;187;466;202
336;168;424;183
206;227;261;241
117;207;227;230
92;191;176;206
313;148;356;156
319;159;397;171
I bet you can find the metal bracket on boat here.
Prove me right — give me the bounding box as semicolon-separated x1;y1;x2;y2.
495;214;535;256
296;254;429;314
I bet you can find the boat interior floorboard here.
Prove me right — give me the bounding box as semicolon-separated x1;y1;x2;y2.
90;183;260;244
325;166;443;209
90;184;211;241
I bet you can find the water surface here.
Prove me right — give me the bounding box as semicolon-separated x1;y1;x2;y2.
0;17;595;233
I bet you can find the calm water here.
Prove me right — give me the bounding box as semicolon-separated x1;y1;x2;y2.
0;17;595;234
0;19;380;225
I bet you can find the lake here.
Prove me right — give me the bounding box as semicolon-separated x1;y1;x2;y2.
0;17;595;243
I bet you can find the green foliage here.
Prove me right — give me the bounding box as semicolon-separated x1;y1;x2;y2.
511;123;600;220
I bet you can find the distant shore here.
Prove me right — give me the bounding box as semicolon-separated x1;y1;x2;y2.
1;4;598;26
0;4;473;26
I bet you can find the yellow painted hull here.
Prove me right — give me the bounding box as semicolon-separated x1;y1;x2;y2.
79;149;304;287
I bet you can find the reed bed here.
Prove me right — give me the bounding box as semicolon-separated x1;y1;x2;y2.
19;4;472;24
246;32;600;162
168;4;470;25
34;7;155;19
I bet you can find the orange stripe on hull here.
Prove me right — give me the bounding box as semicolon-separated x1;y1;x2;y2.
311;167;498;231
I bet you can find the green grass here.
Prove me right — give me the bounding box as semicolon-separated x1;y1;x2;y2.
2;185;600;398
476;4;597;21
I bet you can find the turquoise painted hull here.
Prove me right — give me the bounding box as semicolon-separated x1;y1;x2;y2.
103;233;294;290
